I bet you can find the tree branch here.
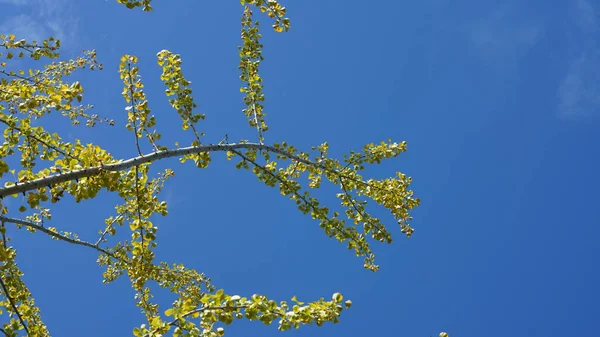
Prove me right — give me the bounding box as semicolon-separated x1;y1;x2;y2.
0;276;29;336
94;214;123;246
0;215;124;262
168;305;247;328
0;117;80;162
338;177;387;235
233;150;320;214
126;61;145;156
0;142;394;202
0;143;314;198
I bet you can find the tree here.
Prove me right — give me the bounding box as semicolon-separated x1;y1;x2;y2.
0;1;428;336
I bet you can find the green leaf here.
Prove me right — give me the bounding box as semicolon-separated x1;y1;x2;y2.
291;295;304;305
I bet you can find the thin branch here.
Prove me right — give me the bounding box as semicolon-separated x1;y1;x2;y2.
167;305;247;328
7;43;57;56
234;150;353;241
233;150;320;214
0;267;29;336
287;160;300;179
339;177;365;216
146;304;246;336
0;63;58;93
94;214;123;246
0;215;124;262
182;305;245;322
186;112;202;144
0;69;32;82
251;103;263;144
134;165;144;250
125;60;160;152
0;116;80;162
126;62;144;156
0;222;7;248
339;177;387;234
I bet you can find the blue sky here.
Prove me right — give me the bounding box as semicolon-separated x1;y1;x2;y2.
1;0;599;336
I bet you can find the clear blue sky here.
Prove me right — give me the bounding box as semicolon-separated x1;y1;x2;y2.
1;1;599;336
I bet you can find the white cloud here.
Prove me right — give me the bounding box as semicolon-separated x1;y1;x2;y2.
558;0;600;118
0;0;30;5
0;0;78;47
464;6;542;71
0;14;47;41
574;0;598;33
559;54;600;118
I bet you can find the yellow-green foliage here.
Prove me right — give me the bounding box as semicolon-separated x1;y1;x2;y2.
0;1;425;337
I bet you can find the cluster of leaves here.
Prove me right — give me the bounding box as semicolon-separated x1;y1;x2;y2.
0;1;427;337
241;0;291;32
239;6;267;143
116;0;153;11
120;54;162;152
133;290;352;337
226;139;418;272
0;224;49;336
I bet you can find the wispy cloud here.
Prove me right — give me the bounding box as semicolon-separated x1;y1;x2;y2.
0;0;78;47
463;5;542;71
558;0;600;118
0;0;29;5
0;14;47;41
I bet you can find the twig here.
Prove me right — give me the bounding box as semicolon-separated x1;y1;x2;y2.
126;62;144;156
134;165;144;250
94;215;123;246
251;104;263;144
339;177;387;234
0;221;7;248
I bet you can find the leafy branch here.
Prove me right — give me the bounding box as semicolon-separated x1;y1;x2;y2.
0;272;29;336
0;142;342;198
